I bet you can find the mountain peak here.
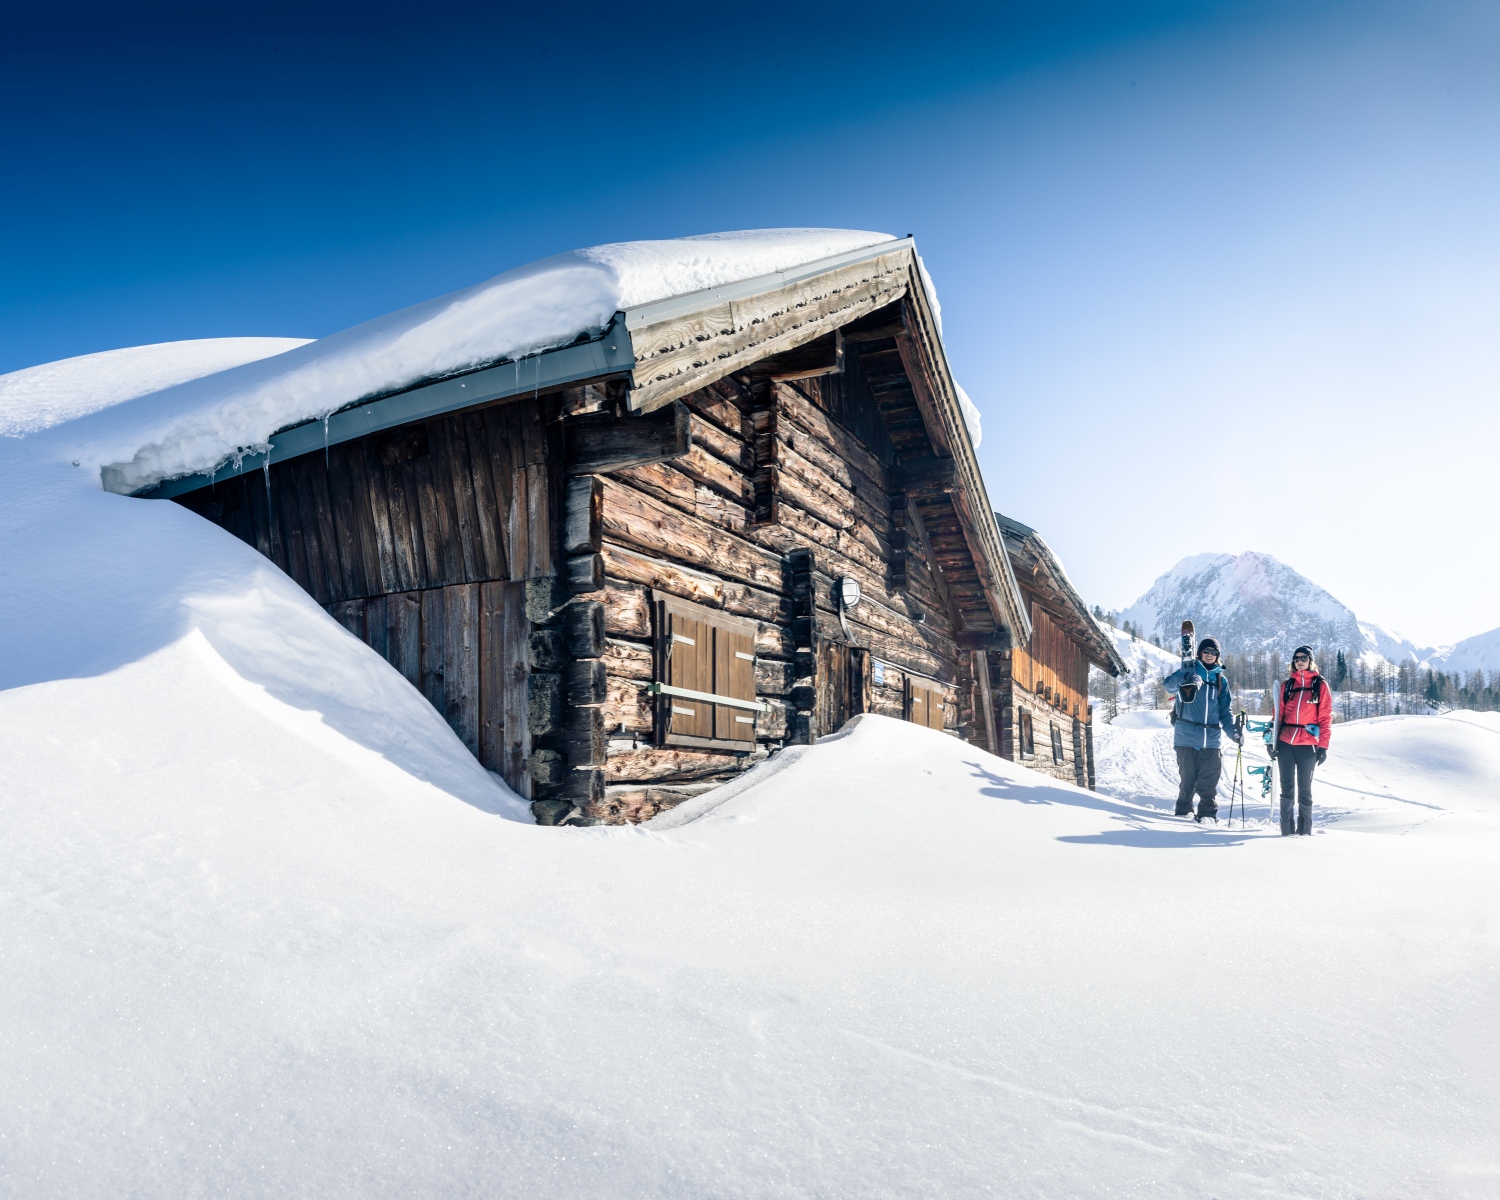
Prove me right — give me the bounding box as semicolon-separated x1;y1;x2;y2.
1119;551;1422;661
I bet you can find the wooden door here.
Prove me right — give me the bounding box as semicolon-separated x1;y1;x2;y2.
817;643;870;737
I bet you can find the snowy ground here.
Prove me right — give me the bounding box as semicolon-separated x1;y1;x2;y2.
4;698;1499;1197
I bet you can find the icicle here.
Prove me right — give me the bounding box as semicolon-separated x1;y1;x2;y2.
263;455;271;505
323;415;331;469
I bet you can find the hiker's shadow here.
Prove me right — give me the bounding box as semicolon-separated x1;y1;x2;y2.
966;761;1259;848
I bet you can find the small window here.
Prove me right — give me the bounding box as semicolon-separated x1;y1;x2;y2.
1050;722;1065;764
654;594;760;750
906;677;946;731
1019;710;1035;756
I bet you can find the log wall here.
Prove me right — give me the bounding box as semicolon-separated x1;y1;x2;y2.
562;370;969;824
987;604;1095;788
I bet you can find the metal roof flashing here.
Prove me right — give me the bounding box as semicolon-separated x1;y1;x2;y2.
127;317;635;500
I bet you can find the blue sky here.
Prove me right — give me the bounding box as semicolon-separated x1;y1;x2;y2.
5;1;1497;645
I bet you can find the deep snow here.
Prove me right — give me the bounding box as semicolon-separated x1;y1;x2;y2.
4;704;1499;1198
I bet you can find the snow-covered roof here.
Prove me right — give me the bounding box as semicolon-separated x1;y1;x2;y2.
995;512;1126;676
2;227;1019;638
44;230;894;495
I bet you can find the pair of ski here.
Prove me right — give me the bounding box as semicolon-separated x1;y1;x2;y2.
1176;620;1217;823
1178;618;1281;830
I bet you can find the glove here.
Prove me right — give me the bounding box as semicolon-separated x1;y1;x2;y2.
1316;747;1327;766
1267;742;1277;761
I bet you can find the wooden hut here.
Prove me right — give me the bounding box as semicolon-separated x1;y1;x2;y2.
140;238;1031;824
984;514;1125;789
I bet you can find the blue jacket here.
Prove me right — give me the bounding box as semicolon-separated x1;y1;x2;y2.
1163;662;1238;750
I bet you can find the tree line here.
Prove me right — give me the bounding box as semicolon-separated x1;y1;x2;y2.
1088;607;1497;720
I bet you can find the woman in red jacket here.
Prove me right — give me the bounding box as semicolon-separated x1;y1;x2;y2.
1274;645;1332;836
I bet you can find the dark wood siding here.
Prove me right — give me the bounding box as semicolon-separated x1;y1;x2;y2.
175;394;557;604
173;394;556;796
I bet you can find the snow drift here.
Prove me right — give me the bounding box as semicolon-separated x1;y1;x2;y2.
4;706;1499;1197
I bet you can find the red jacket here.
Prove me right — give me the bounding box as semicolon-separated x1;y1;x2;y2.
1277;669;1332;748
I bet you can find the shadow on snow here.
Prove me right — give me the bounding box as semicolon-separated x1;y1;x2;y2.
964;760;1265;849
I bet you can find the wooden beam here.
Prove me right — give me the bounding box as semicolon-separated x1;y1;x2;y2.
890;455;956;495
566;402;691;475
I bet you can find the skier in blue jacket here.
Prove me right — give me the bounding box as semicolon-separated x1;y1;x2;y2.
1161;637;1241;821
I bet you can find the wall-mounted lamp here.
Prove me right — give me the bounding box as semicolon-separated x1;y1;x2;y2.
836;576;861;641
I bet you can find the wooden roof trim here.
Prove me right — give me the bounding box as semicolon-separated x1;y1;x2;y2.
625;248;911;414
892;261;1031;644
996;513;1126;676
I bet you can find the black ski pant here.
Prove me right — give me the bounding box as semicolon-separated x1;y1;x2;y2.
1278;743;1317;835
1174;746;1221;818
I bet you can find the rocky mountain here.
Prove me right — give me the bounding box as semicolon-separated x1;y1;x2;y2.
1118;552;1437;663
1426;626;1500;675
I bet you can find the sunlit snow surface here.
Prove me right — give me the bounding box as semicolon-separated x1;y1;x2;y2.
0;337;310;437
3;705;1499;1197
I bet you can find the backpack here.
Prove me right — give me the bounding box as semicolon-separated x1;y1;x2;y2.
1282;675;1324;709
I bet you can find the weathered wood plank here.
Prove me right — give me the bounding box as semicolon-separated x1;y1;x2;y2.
498;580;531;796
564;475;603;555
685;382;750;441
387;591;422;688
443;583;480;754
601;675;652;734
604;746;747;783
774;381;890;493
567;402;691;474
419;587;446;716
434;417;484;584
325;441;376;600
506;466;531;581
601;637;653;680
457;411;503;580
686;412;751;470
327;599;364;640
525;461;552;579
598;541;783;624
362;594;388;659
597;476;783;590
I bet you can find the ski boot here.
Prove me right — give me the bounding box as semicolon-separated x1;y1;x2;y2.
1194;798;1219;824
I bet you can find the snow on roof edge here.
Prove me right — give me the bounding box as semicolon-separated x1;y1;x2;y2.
46;230;895;494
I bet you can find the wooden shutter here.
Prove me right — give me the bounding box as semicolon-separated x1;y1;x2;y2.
906;678;944;730
926;685;946;731
663;607;713;741
715;626;757;745
1019;710;1035;756
906;678;928;727
656;594;760;749
1050;722;1065;764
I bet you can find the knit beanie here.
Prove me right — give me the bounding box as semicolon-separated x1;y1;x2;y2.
1197;637;1221;660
